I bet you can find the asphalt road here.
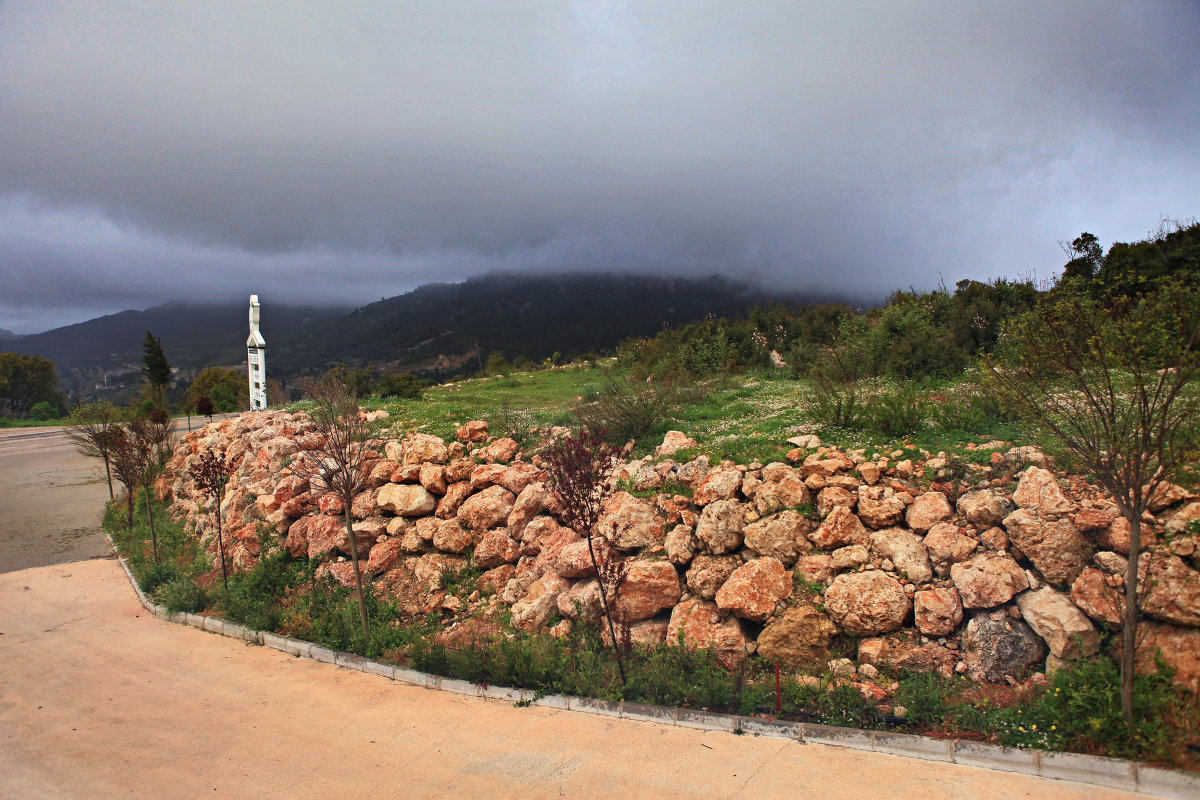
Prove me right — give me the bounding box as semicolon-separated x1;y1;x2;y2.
0;424;1155;799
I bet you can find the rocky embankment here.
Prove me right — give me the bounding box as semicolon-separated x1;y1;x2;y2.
159;411;1200;693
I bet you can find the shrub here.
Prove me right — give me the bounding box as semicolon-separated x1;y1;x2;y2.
376;373;428;399
570;377;680;445
28;401;59;420
866;385;929;436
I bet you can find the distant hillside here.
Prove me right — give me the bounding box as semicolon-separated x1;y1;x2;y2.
0;328;20;340
267;272;846;376
7;273;853;388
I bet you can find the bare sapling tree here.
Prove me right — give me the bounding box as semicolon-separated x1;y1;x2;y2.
190;449;234;592
110;412;176;563
984;278;1200;728
542;428;629;684
291;375;374;638
63;401;125;500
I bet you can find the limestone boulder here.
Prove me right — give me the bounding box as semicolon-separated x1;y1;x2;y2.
506;481;551;539
480;437;519;463
1135;622;1200;693
823;570;910;635
557;578;603;621
403;433;449;465
306;514;374;559
950;552;1030;609
1003;509;1091;586
595;492;667;551
694;499;746;555
435;482;472;519
614;560;682;622
808;506;867;550
756;605;838;668
455;420;489;443
906;492;953;533
664;524;697;565
830;544;869;571
1015;587;1100;659
754;474;811;515
914;588;964;637
665;598;748;668
365;538;405;575
795;554;833;586
418;464;447;495
474;530;522;570
742;510;811;565
923;522;978;575
553;537;614;579
511;572;569;632
1013;467;1071;515
962;613;1046;683
1073;504;1120;532
685;555;740;599
858;637;958;677
656;430;698;456
1141;554;1200;627
714;557;792;622
431;519;476;554
413;553;467;591
456;485;516;531
693;466;743;506
816;486;856;517
956;490;1014;529
856;486;907;529
869;528;933;584
378;483;438;517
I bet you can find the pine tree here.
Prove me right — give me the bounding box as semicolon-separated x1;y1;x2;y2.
140;330;171;404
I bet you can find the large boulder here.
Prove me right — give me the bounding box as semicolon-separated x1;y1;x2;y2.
664;524;698;565
377;483;438;517
1015;587;1100;660
950;552;1030;609
694;499;746;555
431;519;475;554
511;572;569;632
957;490;1014;529
868;528;933;584
906;492;953;533
858;637;958;677
595;492;666;551
435;482;472;519
754;473;811;515
856;486;907;529
714;557;792;622
656;430;697;456
473;530;521;569
1070;567;1124;628
456;485;516;531
756;605;837;668
365;538;405;575
693;466;743;506
1003;509;1091;586
816;486;856;517
506;482;551;539
742;510;811;565
962;613;1046;683
402;433;449;465
1135;622;1200;693
923;522;978;576
306;514;374;559
808;506;867;550
1012;467;1071;515
685;555;740;599
823;570;910;635
557;578;603;621
914;587;964;637
665;598;748;668
1141;554;1200;627
614;560;682;622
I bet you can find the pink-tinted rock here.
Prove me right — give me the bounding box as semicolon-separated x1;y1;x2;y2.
756;605;837;668
858;462;881;485
1141;554;1200;627
656;430;698;456
951;552;1030;609
456;420;489;443
956;490;1014;529
273;475;310;508
554;537;614;579
1148;482;1192;513
694;499;746;555
469;464;508;490
665;598;748;669
742;510;811;565
432;519;476;554
824;570;910;635
1003;509;1091;586
473;530;521;570
444;459;475;483
808;506;867;550
714;557;792;622
615;560;682;622
868;527;933;583
481;437;519;463
1015;587;1100;659
685;554;740;599
506;482;550;539
390;464;421;484
497;463;540;495
906;491;953;533
914;588;964;636
435;481;472;519
477;564;516;596
754;474;811;515
664;524;697;565
318;492;344;516
557;578;602;621
924;522;978;575
519;515;565;555
1135;622;1200;693
377;483;437;517
511;572;569;631
456;485;516;531
795;553;833;586
284;516;310;558
414;552;467;591
365;538;405;575
306;514;372;559
817;486;856;517
856;486;907;529
403;433;449;465
858;637;958;677
1013;467;1071;515
1070;567;1124;629
328;561;359;589
595;491;667;551
1074;504;1120;532
693;466;743;506
418;464;447;495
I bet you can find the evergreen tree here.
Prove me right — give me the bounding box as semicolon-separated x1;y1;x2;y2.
140;330;172;404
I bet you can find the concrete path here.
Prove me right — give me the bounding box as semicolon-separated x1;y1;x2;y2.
0;424;1155;799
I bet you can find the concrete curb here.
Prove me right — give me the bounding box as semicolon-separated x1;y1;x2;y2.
106;539;1198;799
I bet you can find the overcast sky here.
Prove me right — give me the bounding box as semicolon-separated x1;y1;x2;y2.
2;1;1198;333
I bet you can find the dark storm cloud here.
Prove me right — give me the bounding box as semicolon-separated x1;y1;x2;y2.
1;1;1198;332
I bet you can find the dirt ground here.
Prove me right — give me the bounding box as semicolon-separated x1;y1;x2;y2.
0;425;1156;799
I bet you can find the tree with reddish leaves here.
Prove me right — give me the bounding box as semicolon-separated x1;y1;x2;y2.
194;395;215;421
110;413;174;562
289;375;374;638
542;428;629;684
190;449;234;592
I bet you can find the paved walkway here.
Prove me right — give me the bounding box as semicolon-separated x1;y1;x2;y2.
0;424;1154;799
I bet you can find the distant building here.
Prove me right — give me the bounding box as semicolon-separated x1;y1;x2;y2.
247;295;267;410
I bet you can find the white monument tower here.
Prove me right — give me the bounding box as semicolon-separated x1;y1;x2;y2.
247;295;267;410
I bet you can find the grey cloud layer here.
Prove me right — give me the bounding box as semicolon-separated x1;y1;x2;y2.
1;1;1198;332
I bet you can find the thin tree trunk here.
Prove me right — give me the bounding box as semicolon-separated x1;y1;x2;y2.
103;455;114;501
345;506;370;639
216;488;229;593
588;535;627;685
126;491;134;532
1121;506;1142;730
144;487;160;564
